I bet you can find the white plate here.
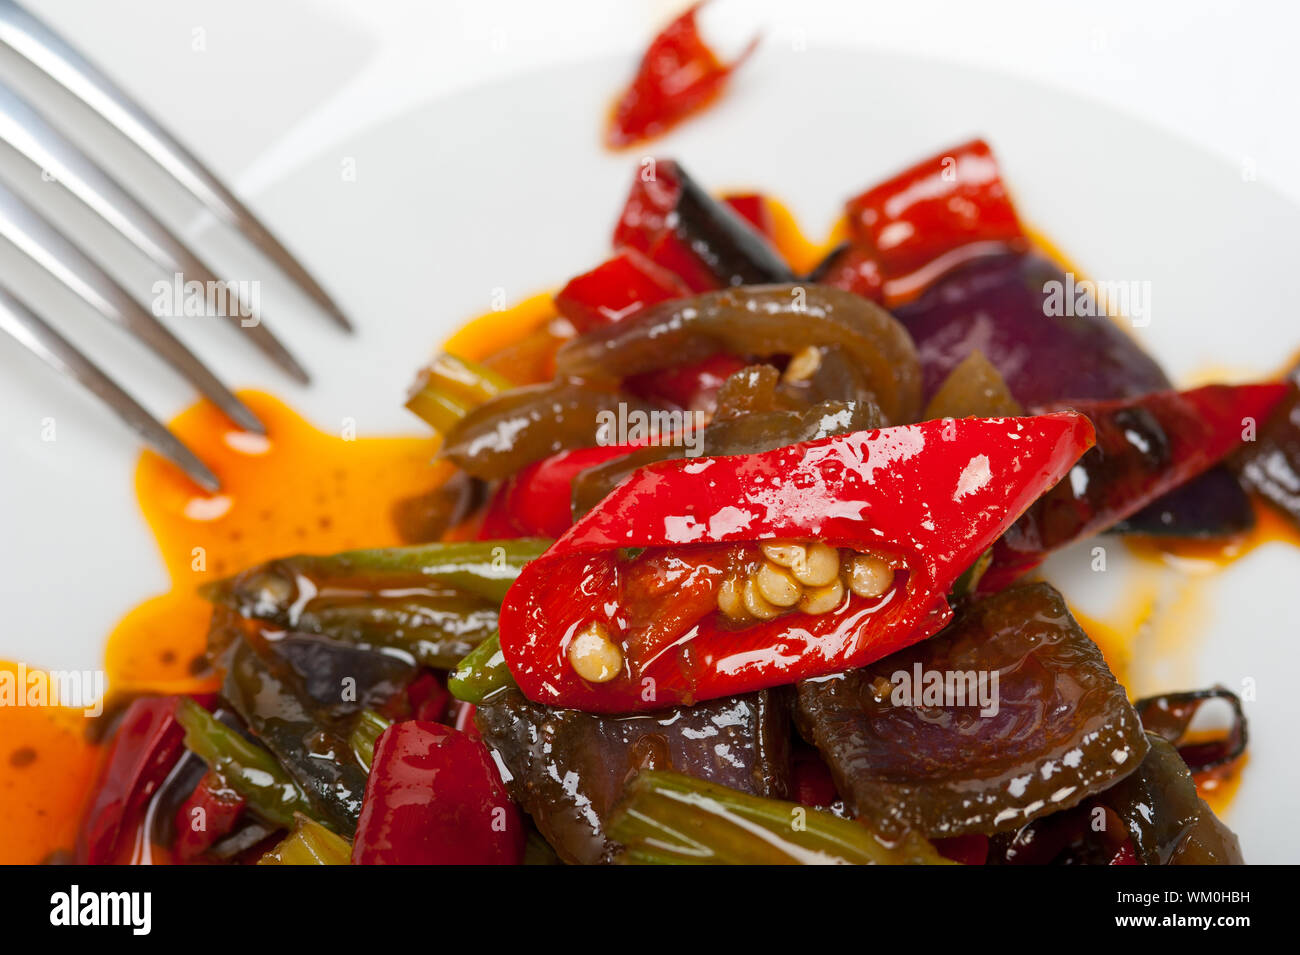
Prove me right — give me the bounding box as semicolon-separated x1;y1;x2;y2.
1;45;1297;862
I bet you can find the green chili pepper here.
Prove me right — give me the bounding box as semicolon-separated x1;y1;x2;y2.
448;631;516;703
607;770;954;865
175;697;313;829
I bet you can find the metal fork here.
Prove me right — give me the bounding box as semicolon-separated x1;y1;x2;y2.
0;0;353;490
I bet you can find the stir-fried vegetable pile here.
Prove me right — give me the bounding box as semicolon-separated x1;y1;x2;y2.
76;140;1298;865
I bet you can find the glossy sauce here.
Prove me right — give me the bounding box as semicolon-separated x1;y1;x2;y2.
0;199;1278;862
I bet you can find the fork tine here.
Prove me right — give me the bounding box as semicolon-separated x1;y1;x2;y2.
0;83;309;384
0;0;354;332
0;179;266;434
0;282;220;491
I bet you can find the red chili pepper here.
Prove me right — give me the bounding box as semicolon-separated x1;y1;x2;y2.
606;1;757;149
352;721;523;865
173;771;246;862
986;383;1289;589
75;696;189;864
808;243;886;304
498;414;1094;713
452;701;481;741
613;159;793;291
481;445;636;539
554;248;689;334
406;670;451;724
845;139;1026;281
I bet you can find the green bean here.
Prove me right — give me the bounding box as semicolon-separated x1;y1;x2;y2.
175;697;313;829
607;771;953;865
447;631;515;703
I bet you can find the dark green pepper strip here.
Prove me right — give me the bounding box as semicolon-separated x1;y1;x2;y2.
406;353;513;434
175;697;313;829
607;770;953;865
448;631;516;703
257;815;352;865
349;710;391;772
203;539;551;609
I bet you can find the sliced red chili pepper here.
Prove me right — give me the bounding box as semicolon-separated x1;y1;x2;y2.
613;158;793;291
498;413;1094;712
76;695;189;864
845;139;1027;285
553;248;689;334
480;445;637;539
986;383;1289;588
173;771;245;862
352;721;523;865
606;1;757;149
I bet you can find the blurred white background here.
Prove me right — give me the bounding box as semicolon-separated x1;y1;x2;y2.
29;0;1300;204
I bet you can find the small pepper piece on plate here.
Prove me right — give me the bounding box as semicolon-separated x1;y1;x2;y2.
606;2;758;149
497;413;1094;713
351;721;524;865
845;138;1027;294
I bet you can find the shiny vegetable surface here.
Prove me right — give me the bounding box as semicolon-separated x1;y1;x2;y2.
174;695;313;829
612;159;792;289
475;689;790;864
795;582;1148;838
988;383;1288;586
846;138;1027;294
498;414;1093;712
258;815;352;865
352;721;524;865
895;250;1257;538
606;3;757;149
76;696;188;864
555;284;922;424
607;770;952;865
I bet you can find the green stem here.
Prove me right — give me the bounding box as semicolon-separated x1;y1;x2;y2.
406;353;512;433
349;710;391;771
176;697;314;829
607;770;955;866
257;815;352;865
447;631;516;703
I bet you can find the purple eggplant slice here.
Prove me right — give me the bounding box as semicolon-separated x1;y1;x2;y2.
795;582;1147;839
474;689;791;864
990;734;1244;865
894;251;1253;537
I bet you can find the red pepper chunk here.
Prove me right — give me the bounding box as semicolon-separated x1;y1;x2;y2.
606;2;757;149
986;382;1289;589
480;444;635;539
76;696;189;864
173;771;246;862
554;249;688;334
846;139;1026;281
498;414;1094;713
352;721;523;865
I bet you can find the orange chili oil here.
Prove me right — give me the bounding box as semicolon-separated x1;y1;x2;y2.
0;199;1276;863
